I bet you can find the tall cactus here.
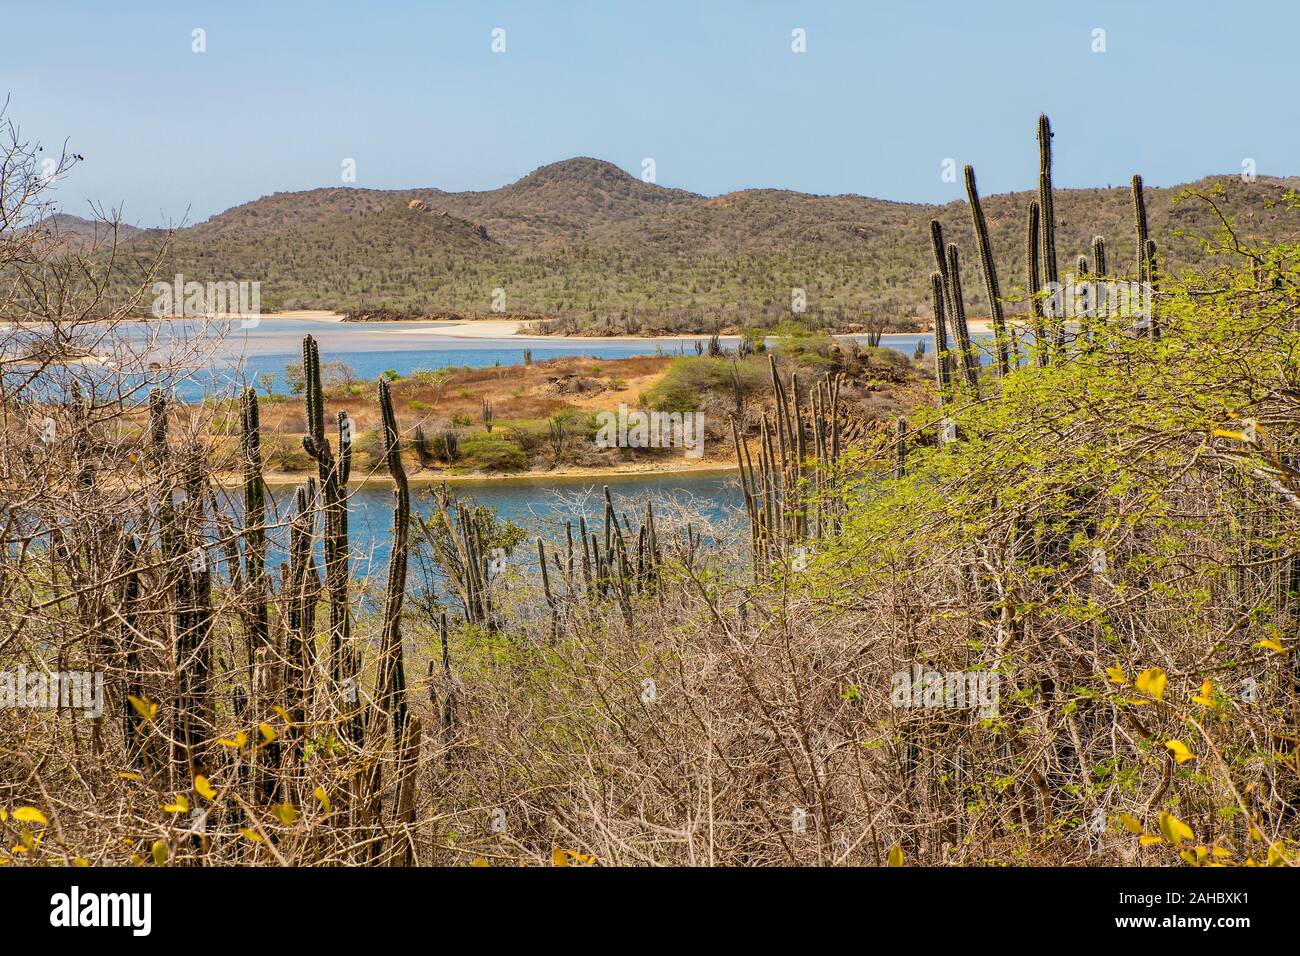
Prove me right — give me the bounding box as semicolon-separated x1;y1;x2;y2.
1025;201;1048;368
301;335;358;738
1037;115;1060;348
372;378;411;744
964;165;1009;376
945;243;980;394
929;271;952;402
285;478;319;755
239;387;269;651
929;220;956;336
1132;174;1149;284
1091;235;1107;277
1143;238;1159;339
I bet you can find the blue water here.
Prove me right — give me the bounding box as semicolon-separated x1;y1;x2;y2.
211;469;744;579
5;316;958;404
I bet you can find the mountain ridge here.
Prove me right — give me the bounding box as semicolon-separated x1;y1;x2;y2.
52;158;1300;324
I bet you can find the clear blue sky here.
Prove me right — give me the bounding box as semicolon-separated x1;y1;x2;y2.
4;0;1289;227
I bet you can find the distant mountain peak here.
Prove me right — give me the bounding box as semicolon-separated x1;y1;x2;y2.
519;157;638;186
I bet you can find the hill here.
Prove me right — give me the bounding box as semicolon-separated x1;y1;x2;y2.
77;159;1300;327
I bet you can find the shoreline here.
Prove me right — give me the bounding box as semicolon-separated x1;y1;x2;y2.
213;460;739;488
4;310;993;340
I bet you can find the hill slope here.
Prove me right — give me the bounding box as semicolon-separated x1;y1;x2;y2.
80;159;1300;325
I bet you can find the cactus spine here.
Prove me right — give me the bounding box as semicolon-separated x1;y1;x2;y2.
964;165;1009;376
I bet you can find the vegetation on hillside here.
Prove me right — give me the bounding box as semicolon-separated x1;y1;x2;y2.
75;156;1300;331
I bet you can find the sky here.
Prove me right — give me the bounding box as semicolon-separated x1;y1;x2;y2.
3;0;1292;227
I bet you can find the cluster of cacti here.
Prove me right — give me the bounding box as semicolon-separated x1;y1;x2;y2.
536;487;665;629
114;337;423;862
416;485;502;629
928;221;978;395
732;115;1168;581
733;355;844;566
434;427;460;464
481;398;494;432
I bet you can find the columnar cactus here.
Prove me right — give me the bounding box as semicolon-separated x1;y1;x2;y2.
964;165;1009;376
929;271;952;402
1091;235;1107;277
1132;174;1149;283
372;377;411;744
240;387;269;651
1037;115;1060;347
945;244;980;394
301;335;360;743
1025;201;1048;368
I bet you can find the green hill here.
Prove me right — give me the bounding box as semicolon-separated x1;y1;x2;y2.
79;157;1300;327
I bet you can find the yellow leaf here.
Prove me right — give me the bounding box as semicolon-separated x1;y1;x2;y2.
1165;739;1196;764
1119;813;1144;835
151;840;168;866
551;847;569;867
1211;429;1247;442
12;807;48;826
238;827;264;843
313;786;330;814
1159;811;1194;846
1268;843;1288;867
194;775;217;800
1179;849;1198;866
1105;664;1128;686
1248;827;1264;842
1254;638;1285;653
127;695;157;721
118;771;143;781
162;794;190;814
1139;834;1164;846
1135;667;1167;701
1191;680;1216;708
258;722;277;743
270;803;297;825
887;844;904;867
1211;846;1232;858
217;731;248;749
0;809;6;821
273;705;290;722
73;858;88;867
470;858;490;867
